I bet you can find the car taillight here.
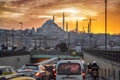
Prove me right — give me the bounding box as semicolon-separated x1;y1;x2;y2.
35;72;43;77
53;68;56;77
54;72;56;76
53;69;56;73
82;70;86;78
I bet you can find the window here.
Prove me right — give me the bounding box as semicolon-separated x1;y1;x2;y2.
0;68;5;75
22;65;38;70
58;63;81;75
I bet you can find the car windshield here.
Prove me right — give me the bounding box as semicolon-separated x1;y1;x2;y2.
21;65;38;70
58;63;81;75
0;68;6;75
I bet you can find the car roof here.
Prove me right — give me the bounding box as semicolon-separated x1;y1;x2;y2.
56;60;85;69
24;64;39;66
0;66;12;68
57;60;82;64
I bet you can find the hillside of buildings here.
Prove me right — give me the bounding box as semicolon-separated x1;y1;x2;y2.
0;19;120;51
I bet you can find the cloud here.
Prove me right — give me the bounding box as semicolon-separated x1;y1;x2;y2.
0;0;119;34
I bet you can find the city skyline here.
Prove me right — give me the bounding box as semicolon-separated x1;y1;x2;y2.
0;0;120;34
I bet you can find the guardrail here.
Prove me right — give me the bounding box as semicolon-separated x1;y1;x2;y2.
100;68;120;80
30;50;83;56
84;49;120;65
35;57;58;65
0;51;30;57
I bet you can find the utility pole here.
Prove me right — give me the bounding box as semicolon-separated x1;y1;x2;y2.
105;0;107;50
76;20;79;45
19;22;23;49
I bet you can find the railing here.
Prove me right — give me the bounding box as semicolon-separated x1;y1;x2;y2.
30;50;83;56
84;49;120;65
30;50;84;60
0;50;30;57
100;68;120;80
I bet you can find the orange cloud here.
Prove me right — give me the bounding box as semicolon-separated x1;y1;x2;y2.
0;0;119;34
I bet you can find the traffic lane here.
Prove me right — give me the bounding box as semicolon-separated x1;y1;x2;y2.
85;74;103;80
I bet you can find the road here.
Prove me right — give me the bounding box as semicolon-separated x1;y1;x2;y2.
85;74;104;80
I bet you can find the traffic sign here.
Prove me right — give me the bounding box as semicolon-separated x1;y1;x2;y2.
109;41;115;47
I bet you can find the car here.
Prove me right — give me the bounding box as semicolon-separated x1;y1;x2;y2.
17;64;45;80
56;59;86;80
43;64;56;80
0;66;24;79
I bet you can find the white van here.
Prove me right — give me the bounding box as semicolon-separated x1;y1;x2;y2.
56;59;85;80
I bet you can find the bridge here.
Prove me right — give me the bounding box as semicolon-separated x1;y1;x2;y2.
30;49;120;80
0;49;120;80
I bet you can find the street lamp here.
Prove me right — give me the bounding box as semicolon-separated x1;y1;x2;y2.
105;0;107;50
19;22;23;49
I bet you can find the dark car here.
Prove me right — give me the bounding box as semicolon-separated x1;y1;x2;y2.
43;64;56;80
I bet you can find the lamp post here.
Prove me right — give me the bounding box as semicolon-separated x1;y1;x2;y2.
88;18;92;49
19;22;23;49
105;0;107;50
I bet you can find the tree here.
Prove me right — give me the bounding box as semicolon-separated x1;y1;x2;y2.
1;44;8;51
56;43;68;52
12;46;17;51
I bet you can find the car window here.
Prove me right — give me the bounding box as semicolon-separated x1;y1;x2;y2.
9;67;17;74
0;68;5;75
22;65;38;70
58;63;81;75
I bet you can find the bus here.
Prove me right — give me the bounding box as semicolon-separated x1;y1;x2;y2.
56;59;85;80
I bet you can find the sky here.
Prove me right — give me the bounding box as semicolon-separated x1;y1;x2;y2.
0;0;120;34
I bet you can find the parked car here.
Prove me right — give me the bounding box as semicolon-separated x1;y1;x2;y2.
17;64;45;80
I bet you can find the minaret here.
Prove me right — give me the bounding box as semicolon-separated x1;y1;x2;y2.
88;18;91;33
66;22;68;32
76;20;78;33
63;12;65;30
53;14;54;22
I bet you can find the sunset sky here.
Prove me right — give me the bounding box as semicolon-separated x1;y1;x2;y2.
0;0;120;34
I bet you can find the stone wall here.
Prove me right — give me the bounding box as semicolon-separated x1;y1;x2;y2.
0;55;31;69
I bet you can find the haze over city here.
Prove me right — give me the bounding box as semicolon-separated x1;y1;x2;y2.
0;0;120;34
